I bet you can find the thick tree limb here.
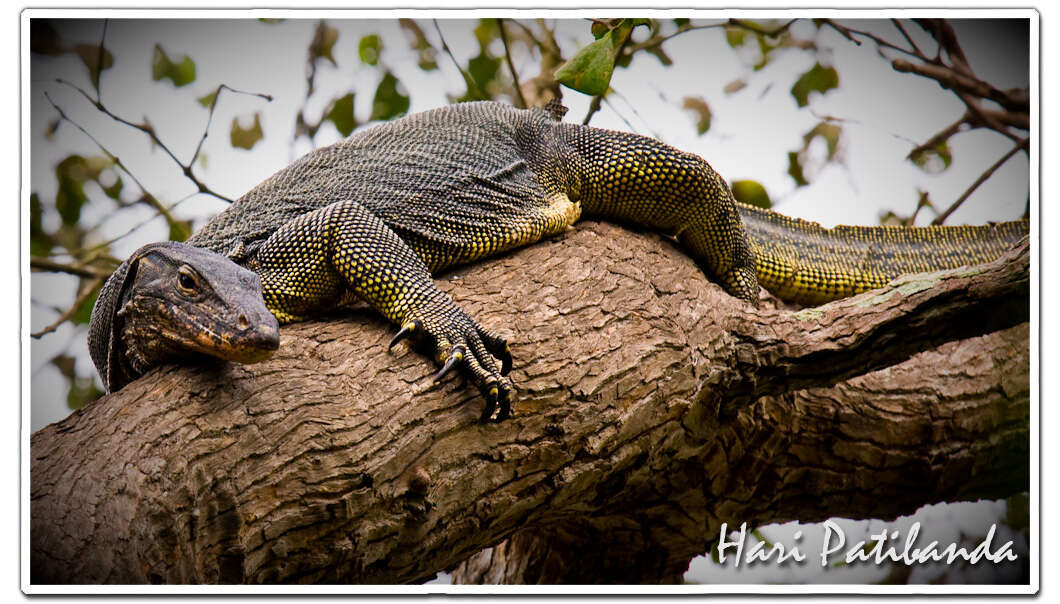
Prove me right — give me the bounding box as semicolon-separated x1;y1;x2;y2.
30;222;1030;584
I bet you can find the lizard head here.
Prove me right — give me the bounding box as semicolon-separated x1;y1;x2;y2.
88;241;280;393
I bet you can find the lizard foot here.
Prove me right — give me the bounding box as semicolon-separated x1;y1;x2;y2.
388;302;514;422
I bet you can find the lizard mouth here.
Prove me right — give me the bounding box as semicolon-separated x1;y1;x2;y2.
169;307;280;364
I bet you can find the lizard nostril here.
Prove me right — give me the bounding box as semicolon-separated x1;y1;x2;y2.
238;315;249;330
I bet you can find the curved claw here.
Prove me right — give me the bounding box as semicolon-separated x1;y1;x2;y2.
493;387;511;422
433;347;465;382
479;383;512;422
499;344;513;376
480;385;500;423
389;321;420;350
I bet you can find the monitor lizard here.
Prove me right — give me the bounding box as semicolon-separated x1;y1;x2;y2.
88;100;1029;421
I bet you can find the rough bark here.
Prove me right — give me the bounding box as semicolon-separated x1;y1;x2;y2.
30;221;1030;585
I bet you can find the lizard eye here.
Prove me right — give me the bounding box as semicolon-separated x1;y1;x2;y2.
177;267;199;294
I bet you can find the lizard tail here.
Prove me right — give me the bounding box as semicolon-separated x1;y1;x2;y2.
736;203;1029;305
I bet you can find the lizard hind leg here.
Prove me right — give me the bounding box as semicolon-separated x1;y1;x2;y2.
557;123;760;306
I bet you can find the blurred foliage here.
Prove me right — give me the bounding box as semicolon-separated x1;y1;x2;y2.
370;72;410;122
308;21;339;67
400;19;438;71
731;180;772;208
73;43;114;89
358;34;382;66
908;141;953;174
788;121;844;187
326;93;358;137
230;113;264;150
151;44;197;87
196;89;218;108
555;18;643;96
682;96;712;135
790;62;839;107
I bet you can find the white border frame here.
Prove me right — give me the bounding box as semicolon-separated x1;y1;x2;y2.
19;7;1040;595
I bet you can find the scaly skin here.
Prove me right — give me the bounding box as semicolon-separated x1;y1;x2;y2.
88;242;279;392
737;203;1029;305
90;101;1028;420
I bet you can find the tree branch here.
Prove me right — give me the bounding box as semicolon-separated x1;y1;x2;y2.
497;19;526;109
30;222;1030;584
931;138;1029;225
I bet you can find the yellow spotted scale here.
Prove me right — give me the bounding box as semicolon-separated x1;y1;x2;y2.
161;101;1023;419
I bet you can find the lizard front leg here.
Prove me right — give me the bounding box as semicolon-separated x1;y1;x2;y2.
251;199;514;421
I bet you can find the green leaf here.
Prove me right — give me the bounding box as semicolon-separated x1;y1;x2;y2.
309;21;339;66
399;19;437;71
556;19;640;96
681;96;712;135
67;375;103;411
908;141;952;174
1005;492;1029;533
804;122;843;160
369;72;410;122
725;25;746;48
29;193;52;257
326;93;357;137
73;43;114;89
645;45;673;66
72;283;102;325
358;34;382;66
468;51;501;95
54;156;88;226
44;119;60;140
30;20;65;56
723;79;747;94
197;90;218;108
790;62;839;107
151;44;196;87
100;170;123;200
555;32;618;97
168;218;193;242
731;180;772;209
473;19;499;50
787;151;807;187
229;113;264;150
673;18;690;28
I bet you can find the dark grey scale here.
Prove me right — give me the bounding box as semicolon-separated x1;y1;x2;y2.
91;100;1026;419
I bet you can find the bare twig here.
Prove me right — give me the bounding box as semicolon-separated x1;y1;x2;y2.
498;19;527;109
55;78;257;203
605;88;658;139
47;191;203;261
94;20;108;102
890;19;926;60
43;91;186;225
32;277;105;339
892;59;1028;114
191;83;273;167
433;19;484;100
626;21;727;55
728;18;797;38
931;138;1029;225
907;114;967;159
31;257;112;280
581;95;603;125
822;19;934;63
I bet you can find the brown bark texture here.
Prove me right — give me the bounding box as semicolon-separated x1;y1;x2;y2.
30;221;1031;585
